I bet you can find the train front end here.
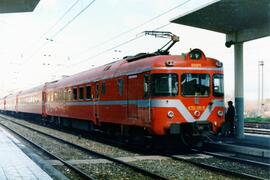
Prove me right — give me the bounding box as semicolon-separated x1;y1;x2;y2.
148;49;224;141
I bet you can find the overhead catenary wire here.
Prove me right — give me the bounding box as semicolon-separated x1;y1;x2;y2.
51;0;97;38
32;0;81;45
73;0;192;57
24;0;97;64
23;0;81;58
67;0;193;69
69;22;171;68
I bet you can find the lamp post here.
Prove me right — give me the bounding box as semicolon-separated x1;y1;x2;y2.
258;61;264;117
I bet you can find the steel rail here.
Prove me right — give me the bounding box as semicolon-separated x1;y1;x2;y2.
1;116;167;180
191;149;270;168
168;154;265;180
0;122;94;180
244;128;270;135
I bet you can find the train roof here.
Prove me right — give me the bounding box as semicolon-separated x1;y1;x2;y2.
18;84;44;96
46;49;222;89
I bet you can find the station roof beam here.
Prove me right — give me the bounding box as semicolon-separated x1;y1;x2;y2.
0;0;40;13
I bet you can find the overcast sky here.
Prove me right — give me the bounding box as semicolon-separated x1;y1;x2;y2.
0;0;269;103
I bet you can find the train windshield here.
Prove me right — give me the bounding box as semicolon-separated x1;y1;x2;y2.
181;73;210;96
213;74;224;97
151;73;178;96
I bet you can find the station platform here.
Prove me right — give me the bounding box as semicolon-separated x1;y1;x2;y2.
0;126;65;179
208;133;270;159
238;133;270;149
213;133;270;149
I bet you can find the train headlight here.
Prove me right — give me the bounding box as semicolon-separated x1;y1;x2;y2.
165;60;175;67
167;111;174;118
216;61;223;68
217;110;223;117
189;49;202;60
194;110;200;117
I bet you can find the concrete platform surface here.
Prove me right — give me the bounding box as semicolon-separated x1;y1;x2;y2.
211;133;270;149
0;127;53;180
208;133;270;159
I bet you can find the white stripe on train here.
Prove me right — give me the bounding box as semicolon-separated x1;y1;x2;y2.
48;99;224;122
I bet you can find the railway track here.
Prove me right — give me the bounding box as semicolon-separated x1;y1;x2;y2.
0;117;167;180
244;127;270;135
196;149;270;168
167;148;269;180
1;114;269;179
0;122;94;180
168;155;267;180
244;122;270;129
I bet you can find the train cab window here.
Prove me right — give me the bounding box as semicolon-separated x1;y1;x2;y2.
118;79;123;96
101;82;106;96
151;73;178;96
213;74;224;97
73;87;78;100
86;85;92;100
181;73;210;96
79;87;84;100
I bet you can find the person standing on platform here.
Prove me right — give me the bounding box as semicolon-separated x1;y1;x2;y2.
225;101;235;136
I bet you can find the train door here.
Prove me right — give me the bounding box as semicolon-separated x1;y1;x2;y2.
143;74;151;124
93;81;100;125
127;75;139;121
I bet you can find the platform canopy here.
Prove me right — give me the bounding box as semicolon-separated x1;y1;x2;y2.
0;0;40;13
171;0;270;43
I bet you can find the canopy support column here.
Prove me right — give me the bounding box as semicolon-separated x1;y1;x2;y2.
234;42;244;139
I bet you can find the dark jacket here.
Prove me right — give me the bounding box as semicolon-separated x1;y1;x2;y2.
225;105;235;122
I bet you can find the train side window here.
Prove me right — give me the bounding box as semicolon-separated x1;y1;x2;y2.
102;82;106;96
86;85;92;100
60;89;64;101
51;92;54;102
79;87;84;100
118;79;123;96
144;75;150;98
95;83;99;99
64;89;67;100
54;92;58;102
73;87;78;100
68;88;72;101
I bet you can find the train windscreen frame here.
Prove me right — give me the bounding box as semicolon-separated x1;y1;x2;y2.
151;73;178;97
181;73;210;97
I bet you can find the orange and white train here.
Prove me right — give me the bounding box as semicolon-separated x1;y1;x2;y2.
0;32;225;142
0;48;224;138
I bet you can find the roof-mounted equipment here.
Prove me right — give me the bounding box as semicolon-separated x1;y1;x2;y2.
124;31;179;62
144;31;179;55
